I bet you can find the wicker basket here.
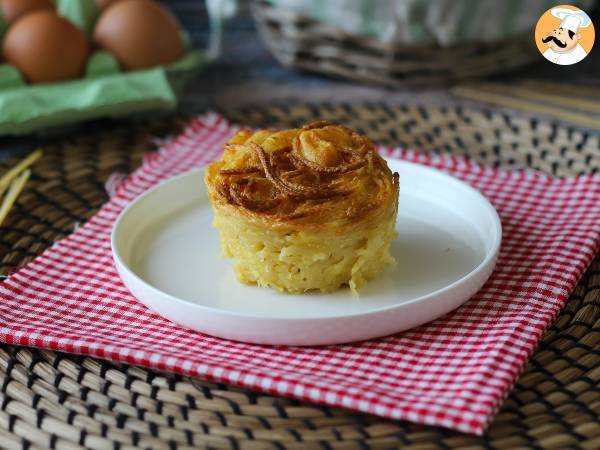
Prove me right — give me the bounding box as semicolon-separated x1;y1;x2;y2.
252;0;539;87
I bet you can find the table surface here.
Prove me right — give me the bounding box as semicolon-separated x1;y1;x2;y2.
0;4;599;448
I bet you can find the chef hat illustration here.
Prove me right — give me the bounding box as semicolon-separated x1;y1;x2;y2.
551;7;592;33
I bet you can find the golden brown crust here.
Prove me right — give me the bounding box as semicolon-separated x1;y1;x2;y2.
205;121;399;230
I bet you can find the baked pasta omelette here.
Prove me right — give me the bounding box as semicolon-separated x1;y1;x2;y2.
205;121;399;295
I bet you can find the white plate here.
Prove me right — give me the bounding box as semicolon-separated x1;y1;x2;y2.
112;160;501;346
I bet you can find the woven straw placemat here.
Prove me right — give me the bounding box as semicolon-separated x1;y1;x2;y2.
252;0;538;87
0;104;599;449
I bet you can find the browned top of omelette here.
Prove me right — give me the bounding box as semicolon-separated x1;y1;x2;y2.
205;121;399;229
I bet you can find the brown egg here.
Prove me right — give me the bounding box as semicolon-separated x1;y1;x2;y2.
95;0;124;10
2;11;90;84
94;0;184;70
0;0;54;24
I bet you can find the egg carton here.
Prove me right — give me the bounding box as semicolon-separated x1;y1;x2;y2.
0;0;203;136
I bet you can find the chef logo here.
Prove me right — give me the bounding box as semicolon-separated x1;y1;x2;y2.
535;5;595;65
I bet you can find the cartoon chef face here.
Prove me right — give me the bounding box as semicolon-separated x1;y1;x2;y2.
536;7;593;65
542;27;581;52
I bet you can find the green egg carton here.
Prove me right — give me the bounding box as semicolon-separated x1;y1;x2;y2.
0;0;204;136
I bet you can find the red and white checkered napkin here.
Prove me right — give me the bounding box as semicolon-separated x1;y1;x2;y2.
1;113;599;434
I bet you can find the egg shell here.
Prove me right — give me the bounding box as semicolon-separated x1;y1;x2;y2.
93;0;184;70
2;11;90;84
0;0;54;24
95;0;124;10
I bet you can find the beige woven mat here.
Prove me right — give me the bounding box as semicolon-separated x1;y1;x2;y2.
0;104;598;449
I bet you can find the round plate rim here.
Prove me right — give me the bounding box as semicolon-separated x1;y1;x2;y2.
111;159;502;322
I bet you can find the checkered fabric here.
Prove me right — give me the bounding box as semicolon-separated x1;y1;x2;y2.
1;113;599;434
